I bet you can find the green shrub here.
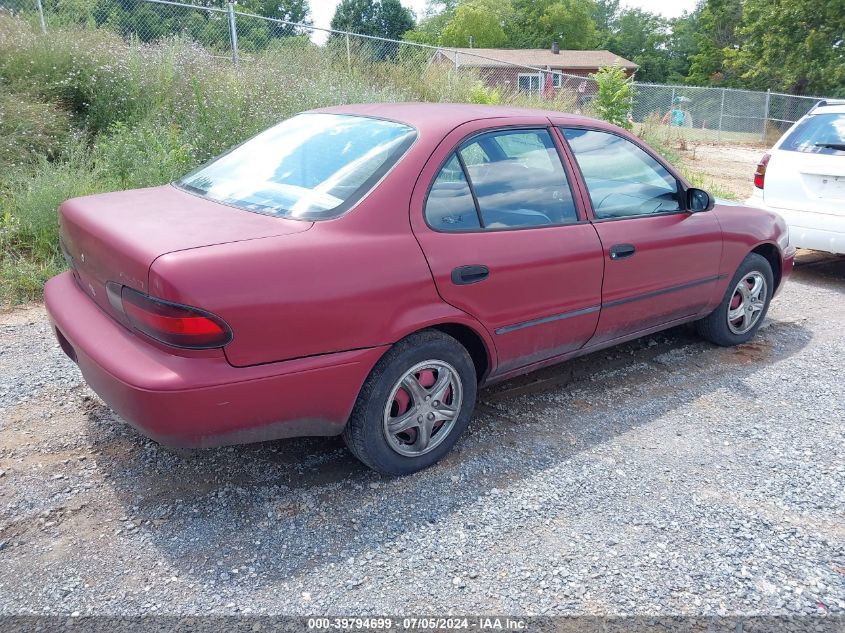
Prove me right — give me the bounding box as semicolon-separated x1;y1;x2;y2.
467;82;501;105
93;121;194;188
590;64;633;130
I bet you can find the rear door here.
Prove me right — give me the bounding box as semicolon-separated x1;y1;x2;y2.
559;126;723;345
765;109;845;213
410;118;604;374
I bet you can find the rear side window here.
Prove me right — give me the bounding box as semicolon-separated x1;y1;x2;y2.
425;154;482;231
177;113;416;220
425;128;578;231
561;128;681;219
780;113;845;155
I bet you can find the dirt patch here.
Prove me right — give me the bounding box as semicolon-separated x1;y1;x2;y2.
679;144;766;200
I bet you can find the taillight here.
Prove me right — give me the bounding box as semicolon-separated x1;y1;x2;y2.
754;153;771;189
116;285;232;349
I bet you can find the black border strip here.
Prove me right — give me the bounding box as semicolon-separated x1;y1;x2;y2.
496;305;600;335
603;274;726;309
495;274;726;336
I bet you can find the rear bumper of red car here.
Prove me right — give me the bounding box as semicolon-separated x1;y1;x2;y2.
44;272;386;447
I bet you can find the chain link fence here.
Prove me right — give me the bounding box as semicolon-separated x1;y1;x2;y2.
631;83;823;145
1;0;830;147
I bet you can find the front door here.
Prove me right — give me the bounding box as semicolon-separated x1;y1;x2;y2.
559;127;723;345
411;120;604;374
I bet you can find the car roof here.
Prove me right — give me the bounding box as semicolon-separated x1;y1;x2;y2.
312;102;608;136
811;104;845;115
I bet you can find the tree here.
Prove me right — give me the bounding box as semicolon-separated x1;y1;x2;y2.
439;0;510;48
378;0;416;40
538;1;597;50
422;0;459;17
331;0;380;35
237;0;311;38
724;0;845;96
506;0;598;49
686;0;742;85
664;7;701;83
403;1;454;45
592;0;620;46
604;9;670;83
330;0;414;39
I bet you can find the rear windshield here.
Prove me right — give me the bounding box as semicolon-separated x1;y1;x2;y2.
780;113;845;156
177;113;417;220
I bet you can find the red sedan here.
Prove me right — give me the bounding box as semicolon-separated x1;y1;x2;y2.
45;103;795;475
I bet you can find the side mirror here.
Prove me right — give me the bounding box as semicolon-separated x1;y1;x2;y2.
687;187;715;212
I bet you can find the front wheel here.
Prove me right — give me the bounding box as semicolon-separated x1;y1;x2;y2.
696;253;774;346
343;330;477;475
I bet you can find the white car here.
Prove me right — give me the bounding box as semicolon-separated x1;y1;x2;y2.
746;100;845;254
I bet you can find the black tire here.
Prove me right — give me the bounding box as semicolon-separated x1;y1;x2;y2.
696;253;774;347
343;330;477;476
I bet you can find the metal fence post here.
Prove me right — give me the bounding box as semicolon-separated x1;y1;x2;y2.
35;0;47;33
227;1;239;66
345;32;351;71
717;87;726;141
762;89;771;141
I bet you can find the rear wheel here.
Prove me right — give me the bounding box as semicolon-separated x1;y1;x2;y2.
343;330;477;475
697;253;773;346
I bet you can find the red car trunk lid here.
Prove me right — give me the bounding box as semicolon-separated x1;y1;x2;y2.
59;184;311;318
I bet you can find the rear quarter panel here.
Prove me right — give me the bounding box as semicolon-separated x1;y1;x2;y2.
148;133;497;370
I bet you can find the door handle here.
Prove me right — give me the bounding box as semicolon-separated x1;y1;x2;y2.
609;244;636;260
451;265;489;285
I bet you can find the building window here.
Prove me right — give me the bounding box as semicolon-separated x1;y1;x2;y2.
517;73;541;93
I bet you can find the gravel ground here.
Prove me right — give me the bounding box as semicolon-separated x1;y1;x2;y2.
0;251;843;617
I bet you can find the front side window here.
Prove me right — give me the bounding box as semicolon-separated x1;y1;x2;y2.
780;113;845;155
562;128;681;219
177;113;416;220
460;129;578;229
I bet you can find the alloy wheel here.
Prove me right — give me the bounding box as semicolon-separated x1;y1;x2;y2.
727;271;767;335
382;360;463;457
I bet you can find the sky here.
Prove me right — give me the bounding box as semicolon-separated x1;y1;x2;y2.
309;0;700;40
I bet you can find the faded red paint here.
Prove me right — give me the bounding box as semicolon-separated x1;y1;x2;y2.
44;103;794;448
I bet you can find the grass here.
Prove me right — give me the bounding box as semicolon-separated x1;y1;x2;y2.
0;16;417;303
0;14;732;305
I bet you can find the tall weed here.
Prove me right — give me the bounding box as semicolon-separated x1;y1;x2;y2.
0;14;716;303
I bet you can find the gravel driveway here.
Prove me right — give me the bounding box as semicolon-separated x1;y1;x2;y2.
1;251;843;617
